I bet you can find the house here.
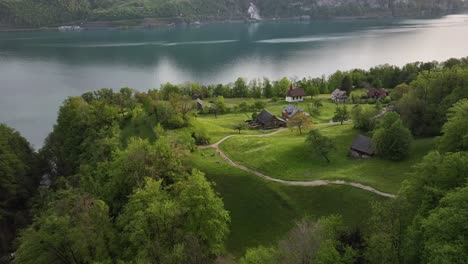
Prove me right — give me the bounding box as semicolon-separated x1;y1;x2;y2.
367;88;388;99
331;89;348;103
253;109;287;129
281;105;309;120
285;86;306;103
191;94;200;100
349;135;374;158
196;98;203;111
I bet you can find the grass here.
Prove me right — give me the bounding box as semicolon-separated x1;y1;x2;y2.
220;124;435;193
192;148;386;257
196;95;377;143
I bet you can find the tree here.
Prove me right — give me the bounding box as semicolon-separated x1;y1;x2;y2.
438;99;468;153
288;113;313;135
0;124;41;258
118;171;230;263
341;75;353;94
372;112;412;160
209;96;227;118
233;77;248;98
333;105;350;125
273;77;291;97
420;186;468;264
233;121;247;134
263;78;273;98
308;99;323;115
14;190;116;264
306;130;336;163
351;105;379;131
239;246;278;264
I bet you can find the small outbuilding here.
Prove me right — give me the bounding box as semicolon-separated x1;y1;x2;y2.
331;89;348;103
349;135;374;158
285;86;306;103
253;109;287;129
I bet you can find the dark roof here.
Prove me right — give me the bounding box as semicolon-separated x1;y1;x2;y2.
350;135;374;155
286;88;306;97
256;109;274;125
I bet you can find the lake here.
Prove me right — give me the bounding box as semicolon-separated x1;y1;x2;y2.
1;15;468;148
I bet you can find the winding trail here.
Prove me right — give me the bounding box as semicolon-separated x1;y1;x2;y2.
200;128;396;198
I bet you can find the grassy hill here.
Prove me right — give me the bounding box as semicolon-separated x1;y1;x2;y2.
192;147;386;256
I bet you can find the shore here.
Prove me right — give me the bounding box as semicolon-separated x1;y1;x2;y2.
0;13;450;33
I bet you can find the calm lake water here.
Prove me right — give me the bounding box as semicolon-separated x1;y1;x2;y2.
1;15;468;148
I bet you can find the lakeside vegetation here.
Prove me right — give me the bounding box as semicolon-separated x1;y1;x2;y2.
1;56;468;263
0;0;466;28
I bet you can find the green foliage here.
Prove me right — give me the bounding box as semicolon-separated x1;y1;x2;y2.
81;137;186;215
372;112;412;160
340;75;353;94
420;186;468;264
397;67;468;136
14;190;116;264
287;112;313;135
438;99;468;153
306;130;336;163
118;171;230;263
351;105;378;131
273;77;291;97
332;105;350;125
0;124;40;257
239;246;278;264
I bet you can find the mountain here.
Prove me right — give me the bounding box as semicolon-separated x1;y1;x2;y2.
0;0;466;28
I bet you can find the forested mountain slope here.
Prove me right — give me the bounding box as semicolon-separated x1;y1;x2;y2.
0;0;465;27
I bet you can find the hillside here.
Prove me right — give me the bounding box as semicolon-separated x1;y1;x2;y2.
0;0;466;28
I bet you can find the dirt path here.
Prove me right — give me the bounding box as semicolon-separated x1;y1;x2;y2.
200;128;396;198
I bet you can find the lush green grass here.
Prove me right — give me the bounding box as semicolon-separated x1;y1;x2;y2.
221;124;435;193
196;95;370;142
192;148;386;256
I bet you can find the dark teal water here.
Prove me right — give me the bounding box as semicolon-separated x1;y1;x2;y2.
1;15;468;147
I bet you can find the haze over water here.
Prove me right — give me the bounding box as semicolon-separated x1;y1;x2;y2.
1;15;468;147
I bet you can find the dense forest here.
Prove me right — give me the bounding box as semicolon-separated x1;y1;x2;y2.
0;0;466;27
1;56;468;263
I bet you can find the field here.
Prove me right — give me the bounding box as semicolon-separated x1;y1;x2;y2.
195;95;375;142
189;96;434;256
220;124;434;193
192;148;386;256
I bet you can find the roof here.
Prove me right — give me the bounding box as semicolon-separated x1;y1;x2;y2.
286;88;306;97
282;105;303;117
350;135;374;155
256;109;274;125
196;98;203;105
367;88;388;98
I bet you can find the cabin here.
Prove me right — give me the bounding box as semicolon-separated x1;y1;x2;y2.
285;86;306;103
367;88;388;99
349;135;374;158
253;109;287;129
281;105;309;120
331;89;348;103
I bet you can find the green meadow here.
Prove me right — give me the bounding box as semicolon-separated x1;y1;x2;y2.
192;148;386;256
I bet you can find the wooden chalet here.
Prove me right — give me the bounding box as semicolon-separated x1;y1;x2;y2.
253;109;287;129
349;135;374;158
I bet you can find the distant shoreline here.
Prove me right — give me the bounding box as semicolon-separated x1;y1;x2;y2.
0;13;462;33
